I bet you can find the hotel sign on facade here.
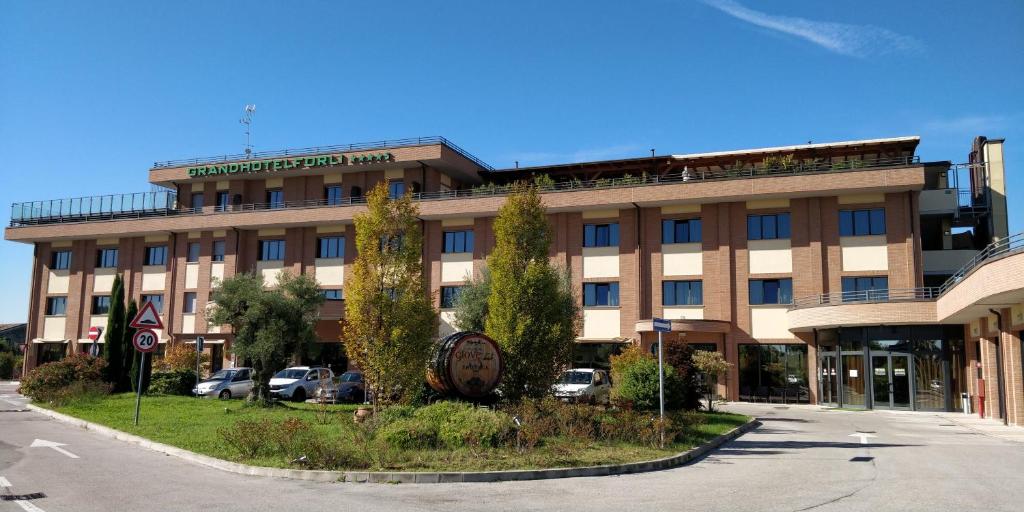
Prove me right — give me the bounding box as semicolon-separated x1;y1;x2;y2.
186;152;394;178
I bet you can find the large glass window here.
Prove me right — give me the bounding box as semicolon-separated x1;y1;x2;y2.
46;296;67;316
738;344;809;403
443;230;474;253
145;246;167;266
96;248;118;268
839;208;886;236
258;240;285;261
317;237;344;259
747;213;791;240
841;276;889;302
142;294;164;314
212;240;225;262
266;189;284;209
186;242;200;263
216;191;230;211
388;181;406;199
51;250;71;270
571;343;624;371
662;219;702;244
91;295;111;315
183;292;197;314
440;286;464;309
191;192;204;211
321;289;343;300
584;223;619;247
749;278;793;305
662;280;703;306
325;185;343;205
583;282;619;306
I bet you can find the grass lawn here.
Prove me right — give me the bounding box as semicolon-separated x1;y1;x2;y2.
42;393;749;472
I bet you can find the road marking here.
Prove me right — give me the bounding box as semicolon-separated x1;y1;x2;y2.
0;476;10;487
1;476;48;512
30;439;79;459
849;432;877;445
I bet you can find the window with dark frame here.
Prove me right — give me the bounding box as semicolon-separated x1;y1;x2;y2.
584;223;619;247
191;192;204;211
662;219;702;244
749;278;793;305
266;189;284;209
142;294;164;314
839;208;886;236
144;246;167;266
186;242;200;263
443;230;474;253
183;292;197;314
317;237;344;259
440;286;464;309
258;240;285;261
96;248;118;268
662;280;704;306
388;181;406;199
216;191;230;211
51;250;71;270
583;282;620;307
212;240;225;262
91;295;111;315
46;297;67;316
747;213;791;240
322;289;343;300
325;185;343;206
841;276;889;302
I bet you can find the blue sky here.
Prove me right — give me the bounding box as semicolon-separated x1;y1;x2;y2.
1;0;1021;322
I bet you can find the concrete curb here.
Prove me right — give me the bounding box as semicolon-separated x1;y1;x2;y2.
27;403;758;484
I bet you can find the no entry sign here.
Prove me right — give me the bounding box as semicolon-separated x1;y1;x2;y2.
88;326;103;341
132;329;159;353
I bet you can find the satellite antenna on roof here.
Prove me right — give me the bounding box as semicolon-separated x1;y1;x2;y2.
240;104;256;158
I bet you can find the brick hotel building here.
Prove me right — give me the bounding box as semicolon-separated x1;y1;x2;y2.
7;135;1024;424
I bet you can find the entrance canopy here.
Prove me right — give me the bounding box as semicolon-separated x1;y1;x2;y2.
635;318;731;334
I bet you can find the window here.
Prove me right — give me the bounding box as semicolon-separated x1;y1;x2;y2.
662;280;703;306
380;234;404;252
325;185;343;205
96;248;118;268
321;289;343;300
388;181;406;199
583;282;620;307
212;240;225;262
191;192;204;211
443;230;474;253
440;286;464;309
145;246;167;266
317;237;344;259
142;294;164;314
747;213;791;240
662;219;702;244
183;292;197;314
749;278;793;305
350;186;362;198
259;240;285;261
51;250;71;270
584;223;619;247
738;344;809;403
839;208;886;236
46;296;67;316
216;191;230;211
91;295;111;315
266;189;284;209
186;242;200;263
841;276;889;302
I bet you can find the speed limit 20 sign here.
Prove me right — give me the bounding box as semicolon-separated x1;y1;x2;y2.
132;329;159;353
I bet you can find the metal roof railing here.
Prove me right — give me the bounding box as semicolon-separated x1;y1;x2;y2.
151;136;494;171
10;191;178;226
937;232;1024;294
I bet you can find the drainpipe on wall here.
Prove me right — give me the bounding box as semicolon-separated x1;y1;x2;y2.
988;308;1009;426
632;202;643;323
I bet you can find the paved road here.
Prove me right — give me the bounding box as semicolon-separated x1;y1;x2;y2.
2;382;1023;512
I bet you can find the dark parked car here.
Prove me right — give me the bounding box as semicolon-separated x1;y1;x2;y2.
319;371;366;403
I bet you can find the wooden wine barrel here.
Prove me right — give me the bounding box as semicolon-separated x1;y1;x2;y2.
426;331;504;399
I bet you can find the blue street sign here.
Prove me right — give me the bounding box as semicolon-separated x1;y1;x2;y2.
652;318;671;332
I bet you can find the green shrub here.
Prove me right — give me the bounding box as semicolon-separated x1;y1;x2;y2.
412;400;473;424
376;416;439;449
506;398;559;450
0;352;15;380
19;354;107;402
612;357;684;411
149;369;197;396
373;404;415;426
218;418;275;458
438;407;514;449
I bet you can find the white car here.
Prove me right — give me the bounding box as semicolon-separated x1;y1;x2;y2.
193;367;253;399
552;368;611;405
269;366;333;402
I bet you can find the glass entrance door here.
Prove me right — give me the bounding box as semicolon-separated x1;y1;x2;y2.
819;354;838;406
871;353;912;409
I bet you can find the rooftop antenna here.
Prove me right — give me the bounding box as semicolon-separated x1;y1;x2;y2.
650;148;655;157
240;104;256;158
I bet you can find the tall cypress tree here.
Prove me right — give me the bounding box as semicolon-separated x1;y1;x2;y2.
102;274;126;390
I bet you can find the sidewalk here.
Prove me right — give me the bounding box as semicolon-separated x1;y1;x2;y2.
939;413;1024;443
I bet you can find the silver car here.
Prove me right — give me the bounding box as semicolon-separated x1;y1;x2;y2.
193;367;253;399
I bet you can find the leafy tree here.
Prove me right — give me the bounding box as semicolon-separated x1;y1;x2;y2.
342;183;437;408
485;184;579;401
692;350;731;412
207;271;324;405
102;274;127;390
663;342;703;411
452;266;491;332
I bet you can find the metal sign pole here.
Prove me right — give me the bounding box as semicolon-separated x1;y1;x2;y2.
195;341;201;399
133;351;145;426
657;330;665;446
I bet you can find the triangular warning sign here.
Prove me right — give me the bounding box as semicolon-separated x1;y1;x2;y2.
130;300;164;329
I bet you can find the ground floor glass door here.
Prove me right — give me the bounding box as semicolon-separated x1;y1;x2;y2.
819;353;838;406
871;353;911;409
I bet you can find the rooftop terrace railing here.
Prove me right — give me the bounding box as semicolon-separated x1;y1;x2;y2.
151;136;495;171
10;191;178;226
792;231;1024;310
9;154;920;228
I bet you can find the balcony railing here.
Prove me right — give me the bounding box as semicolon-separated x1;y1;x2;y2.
10;191;178;226
792;231;1024;310
10;154;920;228
151;136;495;171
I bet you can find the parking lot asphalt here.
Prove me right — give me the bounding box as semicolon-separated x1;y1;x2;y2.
2;382;1023;512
